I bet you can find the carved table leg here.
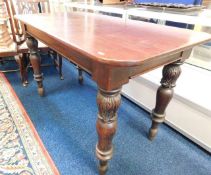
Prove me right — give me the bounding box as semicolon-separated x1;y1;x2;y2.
96;88;121;175
149;60;183;140
26;36;44;96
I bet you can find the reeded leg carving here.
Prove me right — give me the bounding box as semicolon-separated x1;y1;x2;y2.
149;60;183;140
96;88;121;175
26;36;44;96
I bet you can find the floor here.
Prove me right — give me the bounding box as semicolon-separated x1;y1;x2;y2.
4;57;211;175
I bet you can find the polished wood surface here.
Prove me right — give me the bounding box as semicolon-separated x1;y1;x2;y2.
15;12;211;66
15;12;211;174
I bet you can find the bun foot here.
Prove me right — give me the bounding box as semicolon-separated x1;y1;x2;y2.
148;128;157;141
99;161;108;175
22;80;29;87
60;75;64;80
38;87;44;96
78;76;83;85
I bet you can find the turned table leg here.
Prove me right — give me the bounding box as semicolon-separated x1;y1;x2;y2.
149;60;183;140
96;88;121;175
26;36;44;96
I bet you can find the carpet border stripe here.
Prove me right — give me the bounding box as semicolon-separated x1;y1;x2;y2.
0;72;60;175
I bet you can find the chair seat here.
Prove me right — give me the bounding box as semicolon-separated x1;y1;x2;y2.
0;42;17;57
18;39;49;53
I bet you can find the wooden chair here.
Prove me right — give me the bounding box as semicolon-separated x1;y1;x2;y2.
0;0;28;86
5;0;64;85
9;0;84;84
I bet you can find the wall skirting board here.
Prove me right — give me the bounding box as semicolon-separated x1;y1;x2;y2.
122;63;211;153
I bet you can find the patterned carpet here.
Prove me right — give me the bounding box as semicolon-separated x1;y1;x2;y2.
0;73;59;175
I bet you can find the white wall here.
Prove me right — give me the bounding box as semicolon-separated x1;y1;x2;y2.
122;64;211;152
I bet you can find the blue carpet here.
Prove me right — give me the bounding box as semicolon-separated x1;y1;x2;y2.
4;56;211;175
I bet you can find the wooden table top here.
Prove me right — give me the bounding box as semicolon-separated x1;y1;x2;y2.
15;12;211;67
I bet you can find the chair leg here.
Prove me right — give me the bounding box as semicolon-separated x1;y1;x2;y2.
15;53;28;87
58;54;64;80
77;66;83;84
50;50;64;80
0;57;4;65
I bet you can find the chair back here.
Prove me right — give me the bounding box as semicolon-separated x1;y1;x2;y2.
0;0;16;55
4;0;50;45
14;0;50;14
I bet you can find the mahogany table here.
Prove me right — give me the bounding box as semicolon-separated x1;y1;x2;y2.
15;12;211;174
